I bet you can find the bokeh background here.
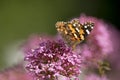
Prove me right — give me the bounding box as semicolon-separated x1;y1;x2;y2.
0;0;119;70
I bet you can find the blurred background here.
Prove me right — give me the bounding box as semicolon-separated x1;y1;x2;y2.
0;0;119;70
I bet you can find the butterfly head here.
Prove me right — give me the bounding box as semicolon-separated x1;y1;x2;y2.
55;21;67;34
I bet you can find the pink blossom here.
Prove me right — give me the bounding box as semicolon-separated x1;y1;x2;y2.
84;74;109;80
77;14;113;66
0;65;33;80
23;36;82;80
78;14;120;80
106;28;120;80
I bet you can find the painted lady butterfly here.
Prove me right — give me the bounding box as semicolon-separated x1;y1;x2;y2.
56;19;94;48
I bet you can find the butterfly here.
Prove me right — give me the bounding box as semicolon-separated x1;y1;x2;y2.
55;19;94;48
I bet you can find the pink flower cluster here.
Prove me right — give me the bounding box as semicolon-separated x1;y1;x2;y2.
24;38;82;80
84;74;108;80
78;14;113;67
0;65;33;80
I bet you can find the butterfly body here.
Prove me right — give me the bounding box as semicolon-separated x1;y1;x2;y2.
56;19;94;48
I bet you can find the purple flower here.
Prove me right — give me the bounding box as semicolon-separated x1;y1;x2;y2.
84;74;109;80
77;14;120;80
76;14;113;67
23;36;82;80
105;28;120;80
0;64;33;80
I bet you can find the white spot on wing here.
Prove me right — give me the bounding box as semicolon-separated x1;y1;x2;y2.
75;27;79;32
84;26;87;28
74;34;78;38
86;29;90;34
91;26;94;29
73;24;76;26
